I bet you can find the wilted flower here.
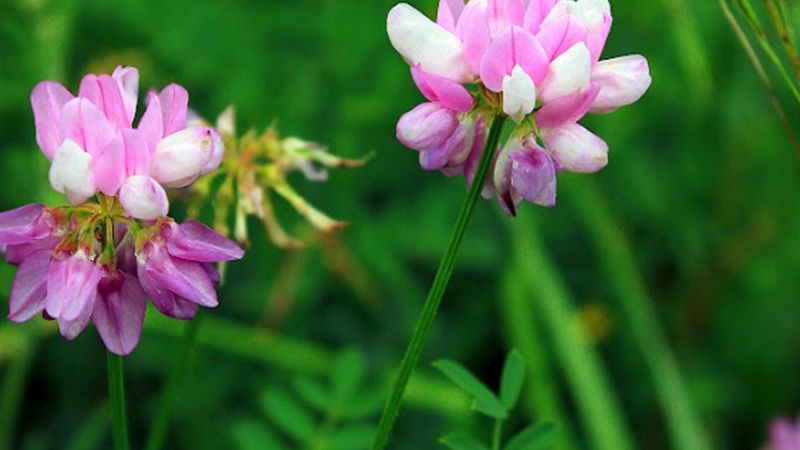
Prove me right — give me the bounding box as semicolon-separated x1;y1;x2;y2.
766;414;800;450
2;67;244;355
187;107;369;249
387;0;652;213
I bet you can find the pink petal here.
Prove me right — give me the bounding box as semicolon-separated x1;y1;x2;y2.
537;82;600;129
138;91;165;154
166;220;245;263
457;0;492;74
92;273;146;355
487;0;524;37
45;252;102;340
411;65;474;112
523;0;559;33
536;13;589;60
480;26;548;91
58;98;116;157
587;13;612;63
79;74;132;129
112;66;140;121
437;0;465;33
8;250;50;323
159;84;189;136
31;81;74;160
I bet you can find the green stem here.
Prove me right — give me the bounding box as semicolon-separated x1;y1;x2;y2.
564;178;711;450
144;317;202;450
107;353;130;450
508;211;635;450
491;420;503;450
370;113;507;450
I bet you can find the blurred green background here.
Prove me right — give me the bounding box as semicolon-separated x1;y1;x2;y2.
1;0;800;449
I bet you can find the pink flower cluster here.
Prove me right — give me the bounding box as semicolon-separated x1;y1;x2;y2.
388;0;652;214
768;415;800;450
1;67;243;355
32;66;223;220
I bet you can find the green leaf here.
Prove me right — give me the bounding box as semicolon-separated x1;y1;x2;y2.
339;388;385;420
439;434;490;450
332;348;366;404
292;377;334;413
259;389;316;443
230;420;287;450
326;425;375;450
434;360;507;419
505;422;559;450
500;349;525;411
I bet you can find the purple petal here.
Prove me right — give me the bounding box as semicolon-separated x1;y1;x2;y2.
8;251;50;322
396;103;459;151
31;81;74;160
166;221;245;263
509;145;557;207
144;246;217;307
0;204;48;246
92;273;146;355
138;263;198;320
45;252;103;340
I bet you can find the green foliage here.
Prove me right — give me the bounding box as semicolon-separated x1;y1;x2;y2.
435;350;557;450
233;349;381;450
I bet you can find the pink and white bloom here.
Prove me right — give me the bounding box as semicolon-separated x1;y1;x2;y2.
387;0;652;213
30;67;224;219
2;67;244;355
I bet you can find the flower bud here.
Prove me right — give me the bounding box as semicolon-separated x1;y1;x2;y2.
542;123;608;173
150;127;220;188
49;140;96;205
589;55;651;114
397;103;459;151
119;175;169;221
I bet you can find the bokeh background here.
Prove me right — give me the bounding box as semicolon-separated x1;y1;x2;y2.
1;0;800;449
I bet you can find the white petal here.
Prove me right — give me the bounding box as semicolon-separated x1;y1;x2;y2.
502;65;537;124
387;3;474;82
542;123;608;173
538;43;592;103
578;0;611;28
49;140;96;205
119;176;169;220
590;55;652;113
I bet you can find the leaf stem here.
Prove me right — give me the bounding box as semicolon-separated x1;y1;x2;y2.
370;113;507;450
107;353;130;450
492;419;503;450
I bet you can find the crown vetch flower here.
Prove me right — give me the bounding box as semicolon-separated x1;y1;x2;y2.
31;67;224;219
2;67;245;355
387;0;652;213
